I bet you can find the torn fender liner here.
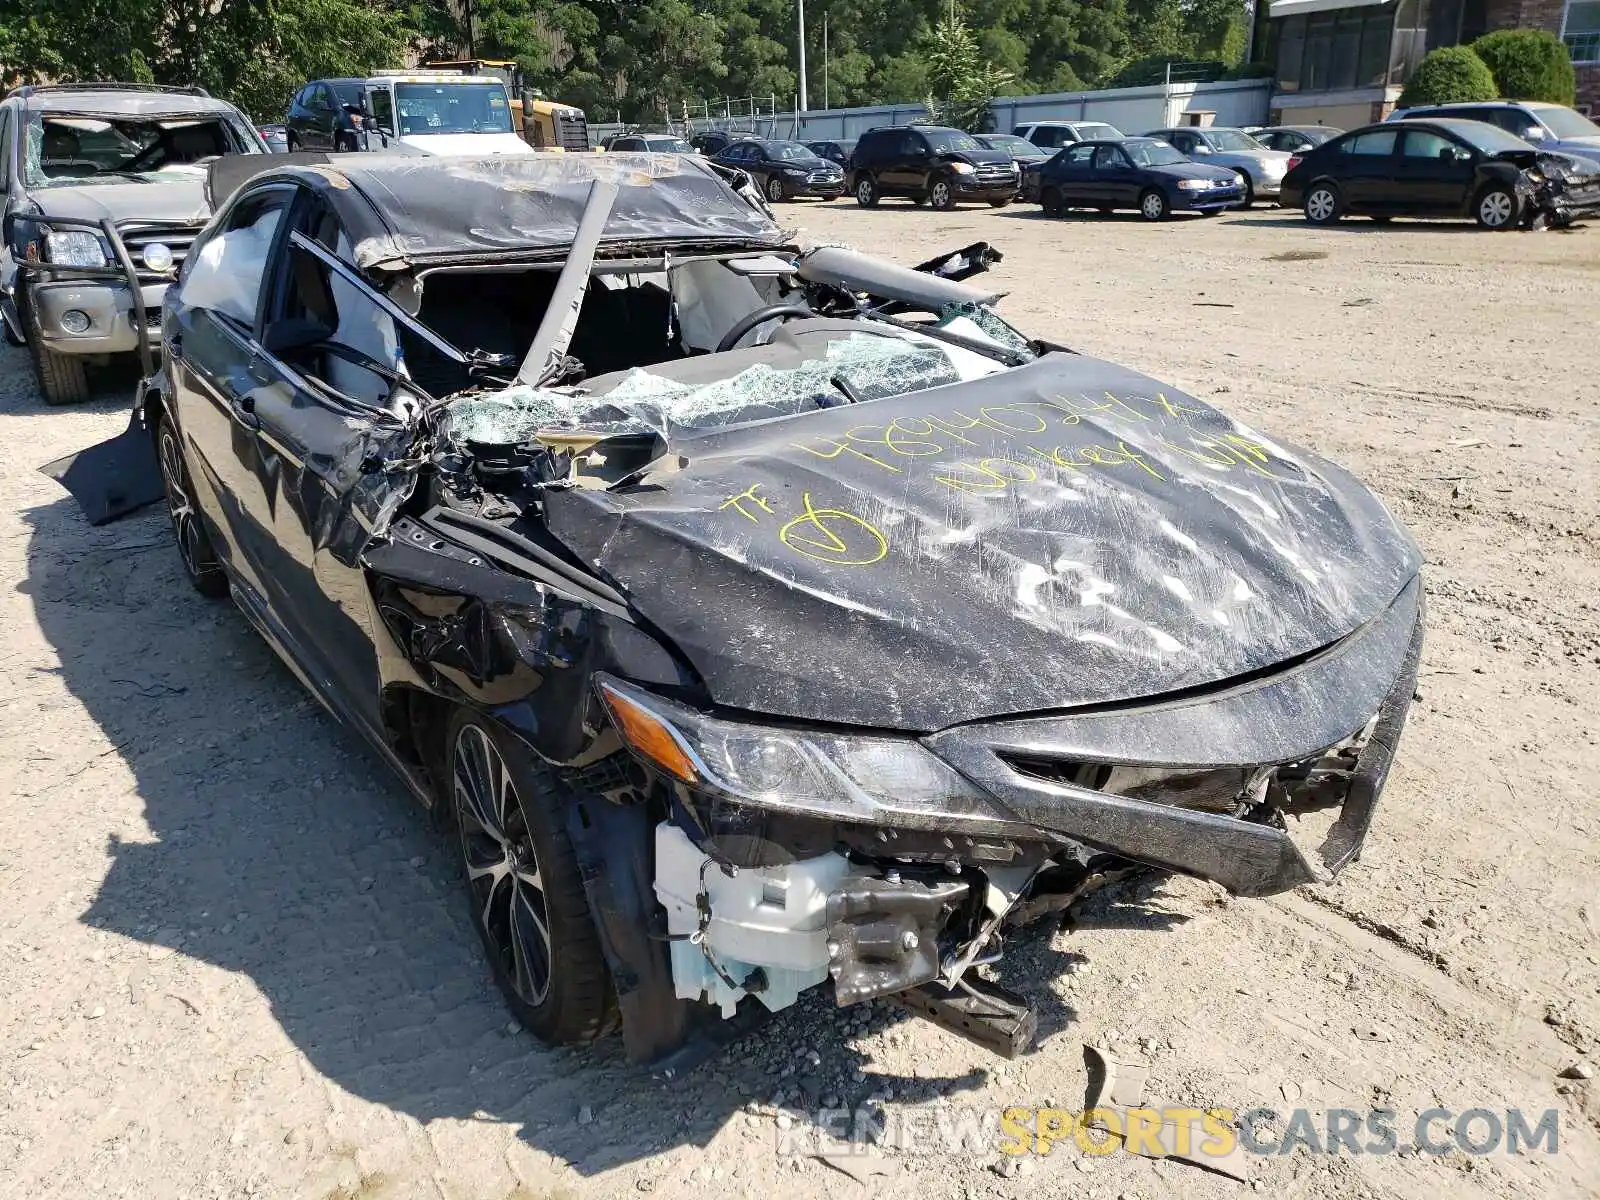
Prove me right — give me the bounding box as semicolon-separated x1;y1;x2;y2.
563;789;770;1066
40;410;164;526
545;352;1422;733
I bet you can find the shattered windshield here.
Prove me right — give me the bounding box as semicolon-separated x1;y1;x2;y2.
25;115;236;186
394;82;514;135
447;333;970;444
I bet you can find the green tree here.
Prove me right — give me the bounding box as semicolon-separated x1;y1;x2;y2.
923;9;1012;130
1397;44;1498;107
1471;28;1577;106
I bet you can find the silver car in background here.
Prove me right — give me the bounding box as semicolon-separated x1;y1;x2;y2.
1144;126;1293;206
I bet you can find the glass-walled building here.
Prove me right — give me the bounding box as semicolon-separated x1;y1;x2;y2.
1260;0;1490;127
1260;0;1599;126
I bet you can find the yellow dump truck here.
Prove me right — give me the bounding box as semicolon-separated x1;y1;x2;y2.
422;58;591;152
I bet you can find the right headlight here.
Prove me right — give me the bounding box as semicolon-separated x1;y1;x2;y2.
1176;178;1211;191
596;675;1018;831
44;229;110;268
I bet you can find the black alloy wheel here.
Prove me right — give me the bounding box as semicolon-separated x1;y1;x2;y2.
447;710;613;1044
157;414;229;597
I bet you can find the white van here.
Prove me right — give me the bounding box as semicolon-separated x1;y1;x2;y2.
365;73;534;156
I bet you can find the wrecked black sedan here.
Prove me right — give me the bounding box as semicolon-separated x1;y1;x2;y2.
1284;118;1600;229
54;152;1423;1066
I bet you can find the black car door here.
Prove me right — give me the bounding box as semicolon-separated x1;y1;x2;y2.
167;183;297;608
306;85;336;150
1332;127;1400;209
233;189;406;732
1394;127;1477;211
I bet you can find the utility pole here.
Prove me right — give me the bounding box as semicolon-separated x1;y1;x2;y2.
797;0;809;113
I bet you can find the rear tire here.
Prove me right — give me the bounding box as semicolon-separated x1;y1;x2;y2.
1474;185;1518;230
23;294;89;406
854;174;879;208
1304;182;1343;225
446;709;615;1046
156;413;229;598
334;131;357;153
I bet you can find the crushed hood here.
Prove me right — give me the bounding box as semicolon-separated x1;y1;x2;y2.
545;353;1421;733
29;173;210;224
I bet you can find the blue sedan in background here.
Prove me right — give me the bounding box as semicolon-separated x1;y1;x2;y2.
1032;137;1246;220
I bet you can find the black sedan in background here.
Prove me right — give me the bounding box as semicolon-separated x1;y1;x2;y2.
806;138;857;171
1034;137;1245;219
714;137;845;202
1247;125;1342;153
1281;118;1600;229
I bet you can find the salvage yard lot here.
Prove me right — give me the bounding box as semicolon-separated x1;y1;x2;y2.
1;203;1597;1200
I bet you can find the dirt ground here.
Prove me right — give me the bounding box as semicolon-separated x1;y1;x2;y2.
1;200;1598;1200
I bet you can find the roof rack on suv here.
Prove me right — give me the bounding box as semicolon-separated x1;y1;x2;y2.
6;82;211;100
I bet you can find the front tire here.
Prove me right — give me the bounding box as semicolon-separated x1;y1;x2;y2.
765;175;786;203
854;174;879;207
447;710;614;1045
156;413;229;598
1138;189;1168;221
1475;185;1518;230
1304;182;1343;225
1240;176;1255;207
334;131;358;153
929;176;956;210
23;293;89;406
1041;186;1064;217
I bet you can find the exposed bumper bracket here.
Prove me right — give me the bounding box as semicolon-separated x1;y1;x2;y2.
889;975;1038;1059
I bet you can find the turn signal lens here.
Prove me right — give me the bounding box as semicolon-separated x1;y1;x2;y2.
598;681;700;783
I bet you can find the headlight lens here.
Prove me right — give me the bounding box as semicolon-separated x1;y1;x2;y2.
597;676;1018;831
1177;178;1211;190
44;230;109;267
948;161;976;174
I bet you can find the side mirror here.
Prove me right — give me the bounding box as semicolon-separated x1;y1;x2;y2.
1523;126;1546;142
1192;143;1213;154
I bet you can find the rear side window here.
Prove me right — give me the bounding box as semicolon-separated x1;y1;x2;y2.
179;186;292;328
1032;126;1064;148
1341;129;1397;155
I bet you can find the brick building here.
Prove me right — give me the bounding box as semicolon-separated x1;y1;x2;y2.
1259;0;1598;128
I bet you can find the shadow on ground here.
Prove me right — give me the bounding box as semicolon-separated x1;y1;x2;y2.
17;473;1172;1173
